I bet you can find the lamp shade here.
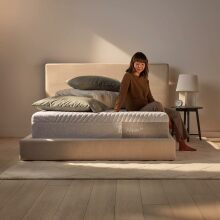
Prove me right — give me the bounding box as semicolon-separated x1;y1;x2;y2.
176;74;199;92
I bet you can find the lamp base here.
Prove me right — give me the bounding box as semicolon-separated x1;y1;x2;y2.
179;92;197;106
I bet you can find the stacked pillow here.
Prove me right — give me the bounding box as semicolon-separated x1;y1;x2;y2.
32;75;121;113
56;88;119;109
67;76;120;92
32;96;108;113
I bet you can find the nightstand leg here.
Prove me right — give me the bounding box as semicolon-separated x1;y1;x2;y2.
187;111;190;142
184;111;186;125
196;109;202;140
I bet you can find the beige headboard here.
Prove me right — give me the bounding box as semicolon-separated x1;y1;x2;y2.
45;63;171;107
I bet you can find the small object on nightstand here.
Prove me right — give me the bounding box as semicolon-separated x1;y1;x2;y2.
175;99;183;107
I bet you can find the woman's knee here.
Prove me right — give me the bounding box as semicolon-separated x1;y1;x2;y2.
153;101;164;112
140;101;164;112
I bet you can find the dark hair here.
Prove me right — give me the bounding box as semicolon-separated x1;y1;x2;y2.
126;52;149;77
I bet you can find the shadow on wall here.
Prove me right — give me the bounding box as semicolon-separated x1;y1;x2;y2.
70;1;161;60
199;82;220;132
69;1;210;62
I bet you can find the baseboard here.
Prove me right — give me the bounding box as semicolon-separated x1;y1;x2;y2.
202;131;220;138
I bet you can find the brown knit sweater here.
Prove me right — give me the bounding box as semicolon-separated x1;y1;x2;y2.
114;72;155;111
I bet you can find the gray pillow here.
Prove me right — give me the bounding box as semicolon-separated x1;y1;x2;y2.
67;76;120;92
56;88;119;109
32;96;108;113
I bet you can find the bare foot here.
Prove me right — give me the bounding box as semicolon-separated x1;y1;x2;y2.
179;140;197;151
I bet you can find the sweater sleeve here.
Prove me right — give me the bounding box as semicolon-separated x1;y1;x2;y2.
114;73;131;112
146;79;155;103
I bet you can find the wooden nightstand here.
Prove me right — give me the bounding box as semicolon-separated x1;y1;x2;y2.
172;106;203;142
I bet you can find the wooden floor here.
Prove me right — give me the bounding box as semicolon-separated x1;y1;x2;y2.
0;138;220;220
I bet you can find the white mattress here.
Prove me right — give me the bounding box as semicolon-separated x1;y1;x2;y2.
32;111;169;138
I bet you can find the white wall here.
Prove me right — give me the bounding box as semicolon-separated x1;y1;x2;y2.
0;0;220;137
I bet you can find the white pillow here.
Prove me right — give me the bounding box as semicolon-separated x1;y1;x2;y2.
56;88;119;109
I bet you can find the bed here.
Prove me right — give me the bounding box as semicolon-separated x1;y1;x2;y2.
20;63;176;160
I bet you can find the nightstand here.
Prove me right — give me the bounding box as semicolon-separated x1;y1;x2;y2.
173;106;203;142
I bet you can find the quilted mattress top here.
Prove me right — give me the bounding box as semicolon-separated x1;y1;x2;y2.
32;110;169;123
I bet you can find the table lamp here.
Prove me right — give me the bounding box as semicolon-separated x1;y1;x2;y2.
176;74;199;106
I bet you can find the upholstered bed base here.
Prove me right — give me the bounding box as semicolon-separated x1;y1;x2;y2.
20;134;176;161
20;63;176;161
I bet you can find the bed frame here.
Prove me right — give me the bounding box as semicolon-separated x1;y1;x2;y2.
20;63;176;161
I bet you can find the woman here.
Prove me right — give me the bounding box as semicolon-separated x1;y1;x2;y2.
114;52;196;151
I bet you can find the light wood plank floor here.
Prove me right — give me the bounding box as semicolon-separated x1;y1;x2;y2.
0;138;220;220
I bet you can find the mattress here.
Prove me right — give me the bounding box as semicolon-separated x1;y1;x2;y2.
32;111;169;138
